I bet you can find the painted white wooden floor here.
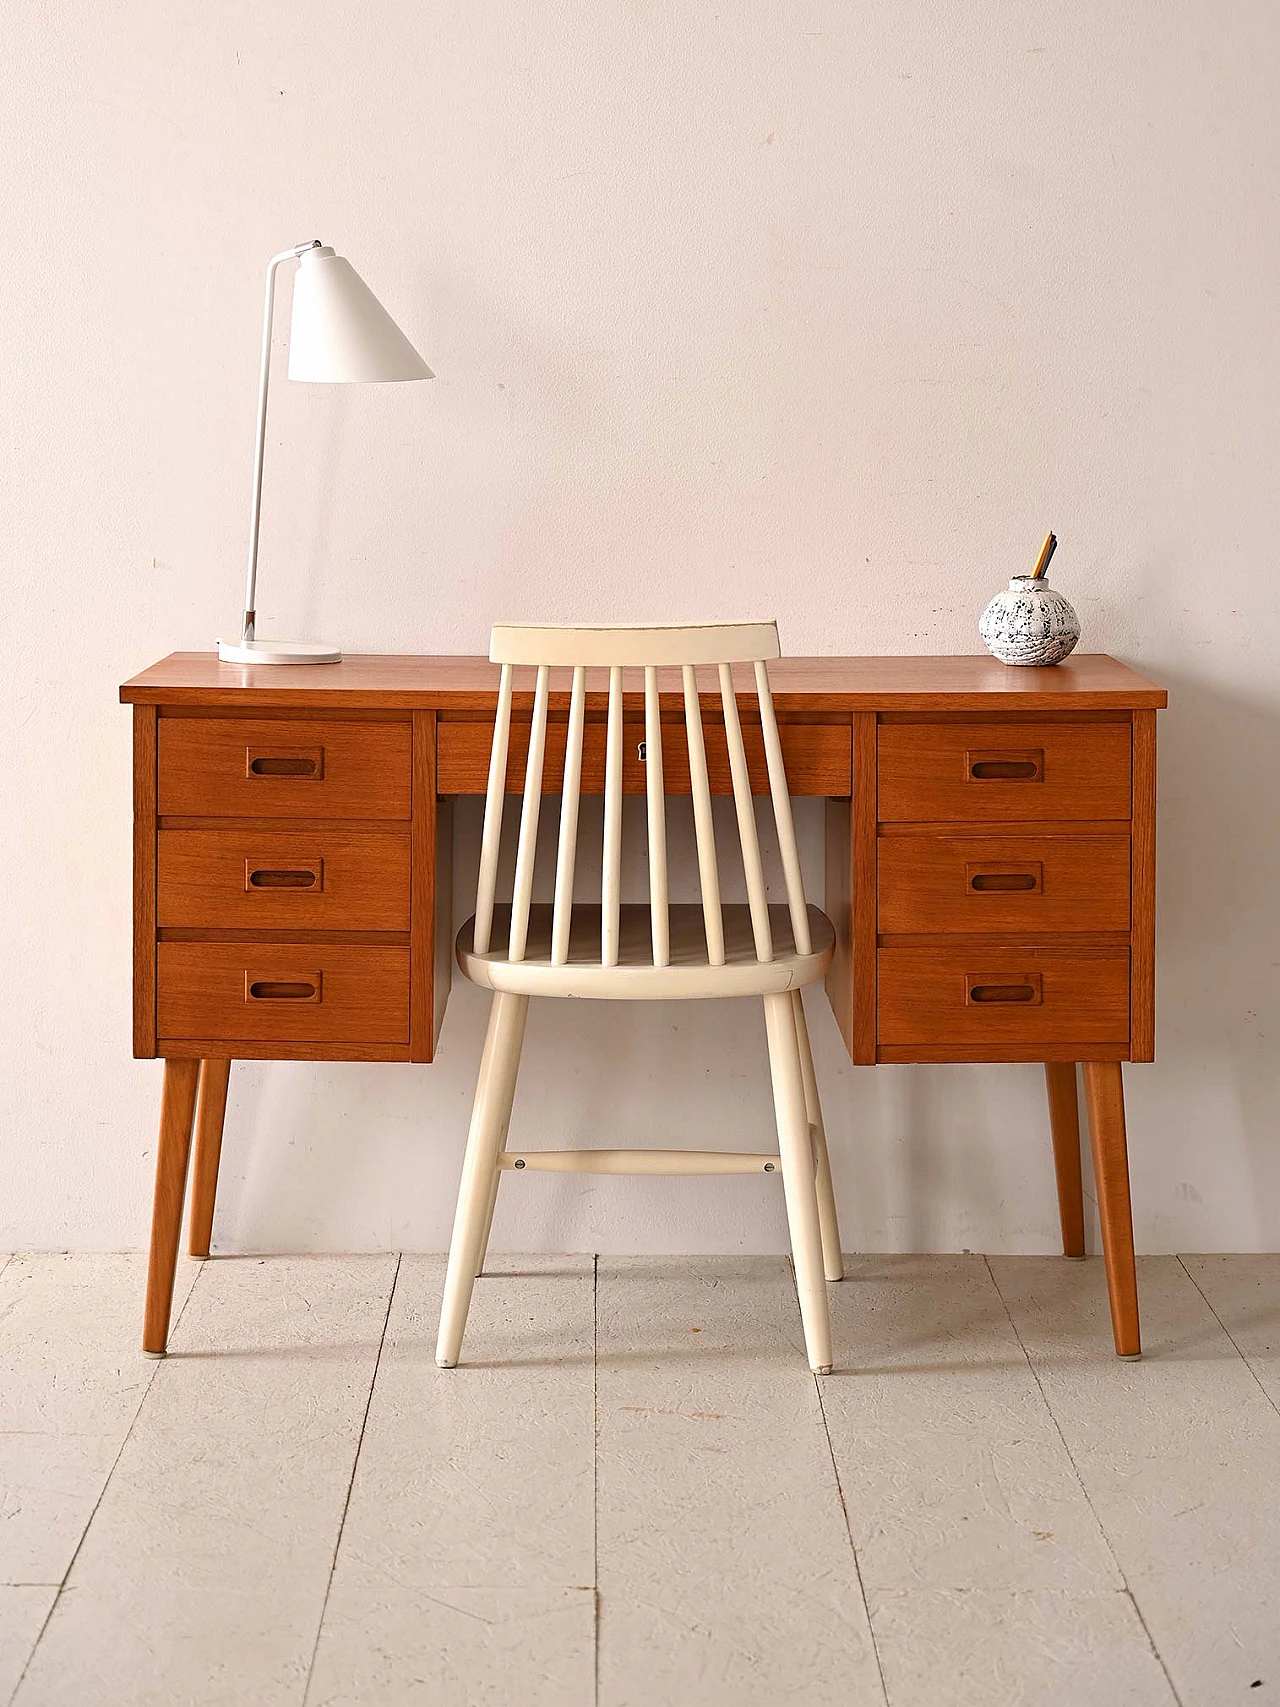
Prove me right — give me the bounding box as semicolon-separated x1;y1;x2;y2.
2;1252;1278;1706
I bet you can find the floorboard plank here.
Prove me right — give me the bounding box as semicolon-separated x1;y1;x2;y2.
305;1255;596;1707
991;1255;1280;1705
871;1588;1176;1706
822;1256;1119;1594
595;1257;885;1707
13;1255;396;1707
1180;1253;1280;1411
0;1255;198;1587
0;1588;57;1705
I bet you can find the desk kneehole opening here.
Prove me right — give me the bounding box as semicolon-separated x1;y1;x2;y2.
965;972;1043;1006
245;972;323;1003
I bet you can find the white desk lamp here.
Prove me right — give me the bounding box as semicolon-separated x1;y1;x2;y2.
217;241;432;665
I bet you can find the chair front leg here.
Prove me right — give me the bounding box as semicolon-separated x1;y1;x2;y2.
791;990;843;1281
473;1102;514;1279
436;992;529;1368
764;992;834;1373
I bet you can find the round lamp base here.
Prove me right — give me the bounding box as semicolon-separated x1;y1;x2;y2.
216;638;342;665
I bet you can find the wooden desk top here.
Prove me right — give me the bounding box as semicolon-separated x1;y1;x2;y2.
122;652;1167;713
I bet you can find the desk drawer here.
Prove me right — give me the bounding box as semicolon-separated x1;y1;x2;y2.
158;718;411;819
158;943;409;1044
877;835;1131;934
878;721;1131;822
437;717;851;796
878;946;1130;1049
157;829;410;931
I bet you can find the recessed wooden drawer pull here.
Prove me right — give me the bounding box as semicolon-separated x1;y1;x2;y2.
967;749;1043;782
966;864;1043;894
245;866;320;890
965;972;1043;1006
246;977;321;1002
245;746;324;779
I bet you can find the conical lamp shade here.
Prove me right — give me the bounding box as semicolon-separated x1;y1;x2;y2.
287;247;433;382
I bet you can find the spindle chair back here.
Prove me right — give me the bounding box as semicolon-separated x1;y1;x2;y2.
473;622;811;977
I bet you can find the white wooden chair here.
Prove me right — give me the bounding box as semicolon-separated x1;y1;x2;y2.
437;622;844;1373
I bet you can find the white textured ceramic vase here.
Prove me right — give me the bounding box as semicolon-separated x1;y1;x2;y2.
979;574;1080;667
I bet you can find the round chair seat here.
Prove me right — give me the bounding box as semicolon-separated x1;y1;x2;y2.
457;903;835;1001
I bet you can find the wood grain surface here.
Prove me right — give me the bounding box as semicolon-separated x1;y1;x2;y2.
157;943;410;1045
122;652;1169;712
157;828;410;931
878;719;1133;823
878;945;1130;1051
878;834;1131;935
437;712;851;796
157;717;411;819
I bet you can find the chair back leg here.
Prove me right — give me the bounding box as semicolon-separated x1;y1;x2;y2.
791;991;843;1282
763;992;834;1373
436;991;530;1367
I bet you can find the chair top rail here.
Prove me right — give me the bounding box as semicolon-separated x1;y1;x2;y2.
490;621;781;668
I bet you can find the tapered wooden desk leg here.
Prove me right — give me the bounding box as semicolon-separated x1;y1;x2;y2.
1044;1062;1086;1259
1082;1061;1140;1358
188;1059;231;1260
143;1058;200;1356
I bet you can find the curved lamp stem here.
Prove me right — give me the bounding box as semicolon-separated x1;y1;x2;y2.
240;242;320;645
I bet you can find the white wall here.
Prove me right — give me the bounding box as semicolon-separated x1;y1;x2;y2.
3;1;1278;1256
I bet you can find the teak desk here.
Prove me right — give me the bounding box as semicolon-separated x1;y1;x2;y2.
121;652;1167;1359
